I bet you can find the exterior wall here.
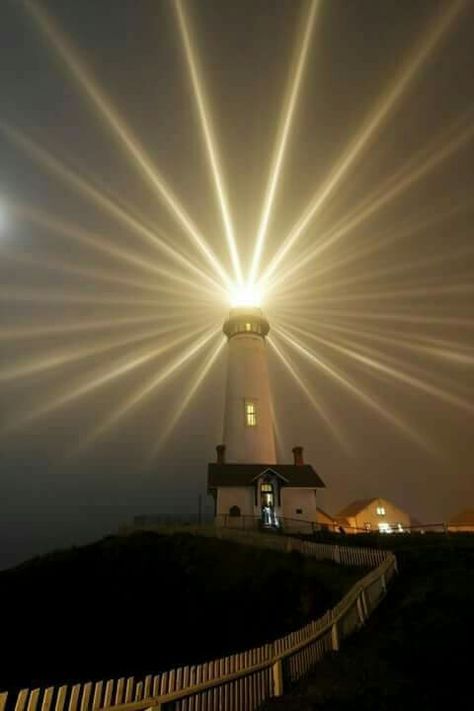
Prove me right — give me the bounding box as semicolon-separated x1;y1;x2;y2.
216;486;255;518
223;332;276;464
281;488;317;523
353;498;410;532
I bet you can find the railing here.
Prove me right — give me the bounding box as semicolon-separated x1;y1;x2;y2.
0;531;397;711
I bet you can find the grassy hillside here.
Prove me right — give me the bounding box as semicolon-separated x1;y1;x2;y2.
264;533;474;709
0;530;364;694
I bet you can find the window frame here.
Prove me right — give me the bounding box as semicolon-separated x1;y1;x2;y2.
244;399;257;427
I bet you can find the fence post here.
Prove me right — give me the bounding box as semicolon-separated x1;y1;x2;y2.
333;545;341;564
272;658;284;697
356;593;366;625
331;621;339;651
360;589;369;618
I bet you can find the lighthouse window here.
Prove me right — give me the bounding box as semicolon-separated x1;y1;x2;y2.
245;400;257;426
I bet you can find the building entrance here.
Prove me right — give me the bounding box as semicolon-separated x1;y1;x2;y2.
260;482;278;527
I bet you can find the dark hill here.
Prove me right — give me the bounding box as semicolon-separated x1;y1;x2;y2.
0;530;363;693
264;532;474;709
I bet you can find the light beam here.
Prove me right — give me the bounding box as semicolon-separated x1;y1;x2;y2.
261;0;466;286
175;0;242;284
23;0;232;288
248;0;319;286
274;324;433;450
268;334;348;449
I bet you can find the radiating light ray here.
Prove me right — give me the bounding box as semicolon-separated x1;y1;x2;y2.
248;0;319;286
147;335;226;460
261;0;466;286
175;0;242;285
265;114;474;293
24;1;232;289
277;281;474;310
271;197;472;303
1;249;215;304
0;314;172;342
280;320;474;415
13;203;223;303
274;324;433;450
0;285;163;308
276;304;474;330
76;326;219;450
267;334;349;450
273;241;474;305
0;319;201;382
0;124;227;297
1;323;211;435
291;315;474;367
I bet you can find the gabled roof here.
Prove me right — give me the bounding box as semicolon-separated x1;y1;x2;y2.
250;467;289;483
448;509;474;525
208;463;325;489
337;498;378;517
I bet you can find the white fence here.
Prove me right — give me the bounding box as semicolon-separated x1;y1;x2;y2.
0;532;397;711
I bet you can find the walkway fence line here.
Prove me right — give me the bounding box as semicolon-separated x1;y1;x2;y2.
0;530;397;711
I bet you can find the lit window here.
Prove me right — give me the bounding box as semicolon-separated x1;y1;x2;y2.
376;506;386;516
261;483;273;492
245;400;257;426
378;522;392;533
245;322;252;331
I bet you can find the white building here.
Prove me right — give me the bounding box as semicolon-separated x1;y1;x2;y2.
208;307;324;529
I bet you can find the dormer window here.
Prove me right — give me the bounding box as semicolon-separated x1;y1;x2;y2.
245;400;257;426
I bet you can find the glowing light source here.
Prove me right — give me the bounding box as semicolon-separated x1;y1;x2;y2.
229;283;263;307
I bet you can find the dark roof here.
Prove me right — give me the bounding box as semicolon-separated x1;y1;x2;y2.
208;463;325;489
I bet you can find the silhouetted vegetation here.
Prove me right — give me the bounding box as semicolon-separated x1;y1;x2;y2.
264;532;474;709
0;531;363;693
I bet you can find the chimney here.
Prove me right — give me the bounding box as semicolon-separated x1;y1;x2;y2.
292;446;304;465
216;444;226;464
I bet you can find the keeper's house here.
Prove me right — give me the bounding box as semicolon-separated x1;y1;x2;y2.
208;445;325;531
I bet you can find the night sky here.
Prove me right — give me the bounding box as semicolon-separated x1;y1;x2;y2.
0;0;473;569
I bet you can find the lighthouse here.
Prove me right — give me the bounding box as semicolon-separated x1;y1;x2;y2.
208;305;325;530
222;307;276;464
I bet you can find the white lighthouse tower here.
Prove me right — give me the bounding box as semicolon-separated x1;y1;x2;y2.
222;307;276;464
208;306;325;529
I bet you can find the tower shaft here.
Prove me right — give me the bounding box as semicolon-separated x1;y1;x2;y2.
222;308;276;464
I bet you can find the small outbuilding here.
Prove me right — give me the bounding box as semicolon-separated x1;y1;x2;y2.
336;497;411;533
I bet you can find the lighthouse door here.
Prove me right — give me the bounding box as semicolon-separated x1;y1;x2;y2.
260;482;277;527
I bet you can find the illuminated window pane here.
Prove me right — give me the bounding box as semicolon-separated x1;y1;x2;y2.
245;400;257;426
245;322;252;331
261;483;272;492
376;506;386;516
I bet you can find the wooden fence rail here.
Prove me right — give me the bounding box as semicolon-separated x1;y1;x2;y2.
0;532;397;711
